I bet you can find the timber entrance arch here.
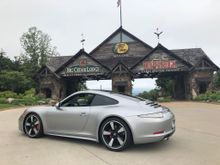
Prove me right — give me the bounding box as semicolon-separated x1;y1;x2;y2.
37;27;219;100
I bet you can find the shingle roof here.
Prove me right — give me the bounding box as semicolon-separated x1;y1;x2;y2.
46;56;72;72
171;48;208;66
45;48;218;73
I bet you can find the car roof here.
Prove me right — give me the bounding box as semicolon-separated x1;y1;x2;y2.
77;90;115;96
77;90;143;103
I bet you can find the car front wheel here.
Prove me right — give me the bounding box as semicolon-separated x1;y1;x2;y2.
24;113;43;138
100;118;132;151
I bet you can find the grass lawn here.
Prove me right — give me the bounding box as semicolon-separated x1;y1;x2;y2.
0;104;21;111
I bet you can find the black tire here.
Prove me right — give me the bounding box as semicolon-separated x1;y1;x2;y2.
23;113;43;138
100;117;132;151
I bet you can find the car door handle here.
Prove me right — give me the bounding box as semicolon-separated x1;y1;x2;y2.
80;112;87;116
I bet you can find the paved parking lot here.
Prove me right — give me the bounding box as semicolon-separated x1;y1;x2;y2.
0;102;220;165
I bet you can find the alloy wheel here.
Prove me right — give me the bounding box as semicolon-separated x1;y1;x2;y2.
101;120;127;150
24;114;41;138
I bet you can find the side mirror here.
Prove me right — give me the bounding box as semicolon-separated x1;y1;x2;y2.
55;103;62;110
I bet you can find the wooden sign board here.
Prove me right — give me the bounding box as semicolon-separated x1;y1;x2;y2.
132;50;189;73
143;60;176;70
60;54;108;77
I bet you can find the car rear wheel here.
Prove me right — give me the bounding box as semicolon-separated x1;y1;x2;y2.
24;113;43;138
100;118;132;151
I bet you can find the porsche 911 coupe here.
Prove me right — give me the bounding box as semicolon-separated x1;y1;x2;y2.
18;90;175;151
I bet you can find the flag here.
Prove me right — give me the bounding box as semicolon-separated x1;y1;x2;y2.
117;0;121;7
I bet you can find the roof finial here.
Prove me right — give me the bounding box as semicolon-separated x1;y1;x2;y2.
154;28;163;44
0;48;6;56
81;34;86;50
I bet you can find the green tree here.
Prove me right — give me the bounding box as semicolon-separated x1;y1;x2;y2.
76;81;87;91
0;49;14;71
156;77;174;97
0;71;33;93
138;89;159;101
214;71;220;89
20;27;59;76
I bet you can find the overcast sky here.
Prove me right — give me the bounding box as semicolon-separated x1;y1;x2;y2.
0;0;220;92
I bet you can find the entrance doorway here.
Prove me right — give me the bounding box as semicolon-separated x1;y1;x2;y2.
198;82;208;94
42;88;52;98
117;85;126;93
65;78;79;96
174;76;186;100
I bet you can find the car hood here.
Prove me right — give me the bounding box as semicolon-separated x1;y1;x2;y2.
26;106;55;113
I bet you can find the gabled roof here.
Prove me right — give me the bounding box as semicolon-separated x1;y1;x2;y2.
131;43;193;70
111;62;133;74
194;56;219;70
44;27;219;75
36;65;60;79
172;48;219;69
45;46;219;75
55;49;111;74
46;55;72;72
96;56;142;70
90;26;153;55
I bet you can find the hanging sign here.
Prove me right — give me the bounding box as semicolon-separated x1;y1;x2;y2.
143;60;177;70
65;59;100;74
66;66;100;74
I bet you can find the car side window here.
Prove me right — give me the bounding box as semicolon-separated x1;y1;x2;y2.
90;94;118;106
61;93;94;107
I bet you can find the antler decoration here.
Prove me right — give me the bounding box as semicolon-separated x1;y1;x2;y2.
81;34;86;49
154;28;163;43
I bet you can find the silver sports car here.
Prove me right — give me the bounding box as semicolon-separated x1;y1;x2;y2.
18;90;175;151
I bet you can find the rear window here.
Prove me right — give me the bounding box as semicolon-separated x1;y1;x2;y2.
90;94;118;106
112;93;145;102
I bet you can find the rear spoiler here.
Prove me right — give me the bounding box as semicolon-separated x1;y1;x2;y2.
145;100;161;108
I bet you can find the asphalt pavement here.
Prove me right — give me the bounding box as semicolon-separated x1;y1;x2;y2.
0;102;220;165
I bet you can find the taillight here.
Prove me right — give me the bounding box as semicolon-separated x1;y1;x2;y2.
153;131;164;135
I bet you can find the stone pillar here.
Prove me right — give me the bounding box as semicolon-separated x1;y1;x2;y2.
187;71;214;99
38;75;66;101
112;73;132;95
184;73;192;100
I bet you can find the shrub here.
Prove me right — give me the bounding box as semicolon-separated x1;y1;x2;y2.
194;90;220;102
0;89;49;107
36;93;46;100
0;91;18;98
194;94;208;101
0;98;7;104
24;88;36;97
11;98;37;106
157;97;174;102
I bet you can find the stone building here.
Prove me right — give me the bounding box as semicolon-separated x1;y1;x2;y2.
36;27;219;100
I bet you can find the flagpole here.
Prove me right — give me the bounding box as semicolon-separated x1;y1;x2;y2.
120;0;122;27
118;0;123;42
